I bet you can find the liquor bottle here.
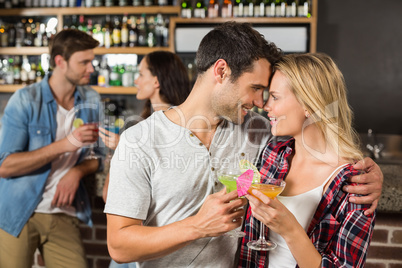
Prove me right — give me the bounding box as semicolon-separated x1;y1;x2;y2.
154;14;164;46
264;0;274;17
286;0;296;17
233;0;243;17
0;23;9;47
33;22;42;47
78;15;87;32
275;0;285;17
15;22;25;48
109;65;122;86
13;56;22;85
122;64;134;87
36;59;45;83
104;16;113;48
132;0;141;6
98;57;110;87
93;21;104;47
137;15;147;47
144;0;152;6
128;15;138;47
60;0;68;6
94;0;102;6
157;0;167;6
104;0;114;6
69;15;78;29
193;0;206;18
28;62;36;84
118;0;127;6
24;20;34;47
121;15;129;47
89;58;99;85
207;0;219;18
20;56;30;85
11;0;20;7
243;0;253;17
297;0;309;17
147;16;156;47
181;0;192;18
40;24;48;47
25;0;32;6
7;23;16;47
254;0;264;17
87;19;93;36
4;0;12;8
68;0;76;7
112;16;121;47
221;0;232;18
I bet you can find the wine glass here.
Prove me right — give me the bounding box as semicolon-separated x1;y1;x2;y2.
247;179;286;251
216;167;246;238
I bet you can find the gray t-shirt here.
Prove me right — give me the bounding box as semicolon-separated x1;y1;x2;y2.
104;110;271;268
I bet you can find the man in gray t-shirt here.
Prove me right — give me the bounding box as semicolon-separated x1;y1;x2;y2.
104;22;383;268
105;22;282;268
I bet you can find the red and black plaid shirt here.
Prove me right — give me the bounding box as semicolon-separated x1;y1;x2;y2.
238;138;375;268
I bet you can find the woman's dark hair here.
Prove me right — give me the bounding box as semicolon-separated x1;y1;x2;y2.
196;22;283;82
140;51;191;118
49;29;100;68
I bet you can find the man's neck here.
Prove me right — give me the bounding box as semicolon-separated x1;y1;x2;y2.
164;88;222;150
48;72;76;110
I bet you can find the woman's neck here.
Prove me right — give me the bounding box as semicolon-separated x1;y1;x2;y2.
293;124;340;166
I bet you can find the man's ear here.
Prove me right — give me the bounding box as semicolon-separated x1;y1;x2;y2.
54;55;66;69
213;59;230;83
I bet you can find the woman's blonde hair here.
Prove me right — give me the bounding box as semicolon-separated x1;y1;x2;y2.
274;53;362;162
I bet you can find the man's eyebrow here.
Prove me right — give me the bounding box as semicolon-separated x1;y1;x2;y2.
252;83;269;89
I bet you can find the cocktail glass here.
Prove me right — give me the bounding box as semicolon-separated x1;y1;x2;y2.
217;167;246;238
84;121;100;160
247;179;286;251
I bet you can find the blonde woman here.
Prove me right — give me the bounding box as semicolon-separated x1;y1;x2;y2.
239;53;375;267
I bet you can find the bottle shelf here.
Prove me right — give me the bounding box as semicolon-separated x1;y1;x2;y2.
0;84;138;95
171;17;314;24
0;6;181;16
0;46;173;55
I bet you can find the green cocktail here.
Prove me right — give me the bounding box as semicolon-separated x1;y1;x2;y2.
218;174;238;192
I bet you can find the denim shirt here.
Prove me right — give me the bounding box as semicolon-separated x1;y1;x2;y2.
0;74;104;237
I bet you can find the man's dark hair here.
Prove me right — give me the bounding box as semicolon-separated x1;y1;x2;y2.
195;22;283;82
49;29;100;68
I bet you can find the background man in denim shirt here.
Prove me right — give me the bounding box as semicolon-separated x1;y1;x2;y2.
0;29;103;268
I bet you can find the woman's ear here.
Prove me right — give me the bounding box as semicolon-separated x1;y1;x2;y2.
154;77;160;89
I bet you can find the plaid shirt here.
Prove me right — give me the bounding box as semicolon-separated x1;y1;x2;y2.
238;138;375;268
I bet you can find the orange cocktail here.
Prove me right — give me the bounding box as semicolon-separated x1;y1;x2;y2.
246;180;286;251
247;183;284;200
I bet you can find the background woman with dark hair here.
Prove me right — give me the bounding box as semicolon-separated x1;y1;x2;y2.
99;51;190;151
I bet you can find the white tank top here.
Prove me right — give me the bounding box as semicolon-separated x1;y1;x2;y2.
268;164;349;268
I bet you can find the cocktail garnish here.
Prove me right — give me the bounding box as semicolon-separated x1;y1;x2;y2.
239;159;261;183
236;169;254;197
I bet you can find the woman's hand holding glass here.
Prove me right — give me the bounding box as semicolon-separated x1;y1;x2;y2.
245;179;286;251
246;185;297;239
99;127;120;150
